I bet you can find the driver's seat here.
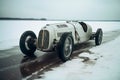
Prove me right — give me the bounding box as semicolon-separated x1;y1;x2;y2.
79;22;87;32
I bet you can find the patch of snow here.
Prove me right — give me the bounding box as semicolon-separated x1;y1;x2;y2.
86;21;120;32
0;39;19;50
78;52;101;60
34;34;120;80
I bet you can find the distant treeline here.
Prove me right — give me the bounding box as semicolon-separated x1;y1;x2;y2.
0;17;47;20
0;17;120;22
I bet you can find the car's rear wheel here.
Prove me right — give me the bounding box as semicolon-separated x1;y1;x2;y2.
19;31;37;56
57;33;74;62
95;28;103;45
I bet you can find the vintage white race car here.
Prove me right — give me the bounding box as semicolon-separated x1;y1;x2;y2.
19;21;103;62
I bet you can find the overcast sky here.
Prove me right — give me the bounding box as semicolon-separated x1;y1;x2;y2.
0;0;120;20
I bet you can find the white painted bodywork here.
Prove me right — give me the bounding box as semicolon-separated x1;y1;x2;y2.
38;21;92;51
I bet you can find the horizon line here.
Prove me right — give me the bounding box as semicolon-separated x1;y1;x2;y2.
0;17;120;22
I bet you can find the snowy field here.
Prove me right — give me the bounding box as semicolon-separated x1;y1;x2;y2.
0;21;120;80
34;31;120;80
0;20;120;50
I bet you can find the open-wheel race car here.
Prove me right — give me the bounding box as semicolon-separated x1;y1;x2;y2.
19;21;103;62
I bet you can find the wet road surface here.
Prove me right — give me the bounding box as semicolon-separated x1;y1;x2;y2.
0;30;120;80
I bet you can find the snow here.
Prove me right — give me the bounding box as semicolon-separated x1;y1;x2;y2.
0;39;18;50
86;21;120;32
34;34;120;80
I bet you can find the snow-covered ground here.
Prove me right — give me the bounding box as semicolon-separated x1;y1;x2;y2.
34;31;120;80
0;21;120;50
0;21;120;80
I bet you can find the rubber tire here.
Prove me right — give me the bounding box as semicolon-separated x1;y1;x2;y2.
57;33;74;62
19;31;37;56
95;28;103;45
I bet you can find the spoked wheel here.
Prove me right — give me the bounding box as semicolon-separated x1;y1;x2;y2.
95;28;103;45
64;36;73;58
57;33;74;62
19;31;37;56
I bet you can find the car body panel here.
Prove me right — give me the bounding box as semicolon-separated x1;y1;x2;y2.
37;21;92;51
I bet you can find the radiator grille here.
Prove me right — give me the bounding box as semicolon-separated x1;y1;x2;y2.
38;30;49;49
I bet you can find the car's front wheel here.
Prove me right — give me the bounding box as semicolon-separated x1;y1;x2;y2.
19;31;37;56
57;33;74;62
